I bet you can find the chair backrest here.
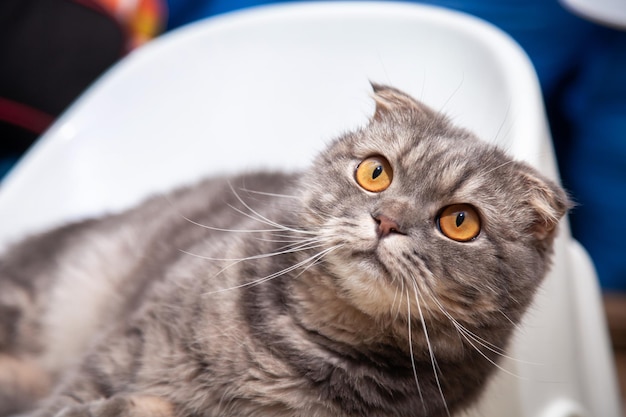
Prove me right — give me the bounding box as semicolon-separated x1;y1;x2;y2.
0;3;621;416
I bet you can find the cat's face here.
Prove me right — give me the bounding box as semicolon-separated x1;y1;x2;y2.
300;85;568;327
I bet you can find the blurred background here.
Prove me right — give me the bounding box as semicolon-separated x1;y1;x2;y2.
0;0;624;408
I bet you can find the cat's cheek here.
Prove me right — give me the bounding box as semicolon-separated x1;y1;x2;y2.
320;213;378;251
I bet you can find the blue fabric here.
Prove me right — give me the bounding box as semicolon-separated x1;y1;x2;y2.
561;31;626;291
0;156;18;180
166;0;626;291
166;0;285;28
415;0;600;96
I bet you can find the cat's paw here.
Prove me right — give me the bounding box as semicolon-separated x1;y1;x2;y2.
0;354;51;415
54;396;175;417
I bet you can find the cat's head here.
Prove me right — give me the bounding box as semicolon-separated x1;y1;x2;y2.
299;84;570;327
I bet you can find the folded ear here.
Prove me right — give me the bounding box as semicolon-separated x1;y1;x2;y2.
520;169;572;240
370;83;433;122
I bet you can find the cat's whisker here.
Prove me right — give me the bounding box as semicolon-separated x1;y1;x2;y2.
227;183;316;235
424;290;538;374
452;321;540;367
410;279;451;417
453;325;529;380
267;238;340;258
242;243;342;290
180;236;331;280
480;159;516;177
490;100;513;145
226;202;278;225
402;254;533;371
181;239;330;263
190;231;342;283
290;243;342;279
253;235;328;249
252;236;319;245
179;214;289;234
390;278;404;322
225;202;317;236
252;237;300;244
405;287;427;415
256;230;310;242
255;231;323;243
236;187;302;200
202;244;343;296
455;325;506;356
498;309;527;334
437;71;465;116
426;294;507;356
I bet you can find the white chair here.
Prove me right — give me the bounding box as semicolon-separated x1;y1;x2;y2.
0;3;621;416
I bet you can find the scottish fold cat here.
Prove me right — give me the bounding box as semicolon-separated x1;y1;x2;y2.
0;85;569;417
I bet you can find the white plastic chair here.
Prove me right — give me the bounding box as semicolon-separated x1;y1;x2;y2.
0;3;621;416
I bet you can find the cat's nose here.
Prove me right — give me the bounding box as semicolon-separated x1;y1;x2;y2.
373;215;403;238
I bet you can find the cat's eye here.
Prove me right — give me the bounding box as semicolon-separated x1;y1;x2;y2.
437;204;481;242
355;155;393;193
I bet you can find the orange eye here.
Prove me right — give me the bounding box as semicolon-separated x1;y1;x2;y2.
437;204;481;242
355;156;393;193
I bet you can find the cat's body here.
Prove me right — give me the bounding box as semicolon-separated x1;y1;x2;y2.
0;85;569;417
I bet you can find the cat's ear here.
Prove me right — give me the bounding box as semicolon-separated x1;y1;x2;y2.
521;170;572;241
370;83;432;121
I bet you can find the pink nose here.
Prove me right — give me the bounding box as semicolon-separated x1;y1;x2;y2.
374;215;401;238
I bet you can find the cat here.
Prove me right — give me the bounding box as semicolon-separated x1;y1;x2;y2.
0;84;570;417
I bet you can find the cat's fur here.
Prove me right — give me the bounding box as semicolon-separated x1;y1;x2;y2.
0;85;569;417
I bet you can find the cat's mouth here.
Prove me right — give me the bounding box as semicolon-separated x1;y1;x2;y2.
342;238;407;284
348;249;389;271
321;214;411;285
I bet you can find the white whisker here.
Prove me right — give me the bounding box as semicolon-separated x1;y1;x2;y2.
179;214;283;234
390;278;404;322
237;188;301;200
425;290;536;374
227;182;316;235
406;288;427;414
180;239;329;263
203;244;342;296
481;159;515;177
453;323;528;379
411;280;450;417
491;100;512;145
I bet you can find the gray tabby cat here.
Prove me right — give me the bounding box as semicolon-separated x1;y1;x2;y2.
0;85;569;417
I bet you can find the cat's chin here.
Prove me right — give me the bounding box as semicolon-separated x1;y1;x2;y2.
350;234;414;281
323;245;416;319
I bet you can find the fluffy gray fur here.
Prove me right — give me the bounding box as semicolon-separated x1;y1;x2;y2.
0;85;570;417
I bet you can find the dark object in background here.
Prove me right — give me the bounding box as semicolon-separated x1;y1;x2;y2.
0;0;126;174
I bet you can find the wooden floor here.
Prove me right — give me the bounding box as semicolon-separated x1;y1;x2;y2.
604;293;626;416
